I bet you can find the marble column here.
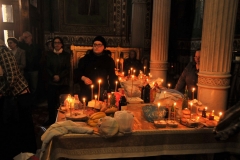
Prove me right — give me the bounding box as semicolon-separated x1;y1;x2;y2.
131;0;147;48
149;0;171;84
198;0;238;113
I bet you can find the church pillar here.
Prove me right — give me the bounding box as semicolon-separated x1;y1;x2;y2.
198;0;238;113
131;0;147;48
149;0;171;84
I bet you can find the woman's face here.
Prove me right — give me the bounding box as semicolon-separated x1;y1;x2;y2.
53;38;63;51
194;51;200;65
93;40;104;54
7;40;17;50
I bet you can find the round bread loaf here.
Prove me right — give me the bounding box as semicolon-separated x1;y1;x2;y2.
182;114;191;119
182;108;191;115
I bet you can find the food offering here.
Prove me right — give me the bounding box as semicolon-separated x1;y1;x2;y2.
87;112;106;127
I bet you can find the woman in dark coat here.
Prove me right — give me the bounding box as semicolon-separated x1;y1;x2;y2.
44;37;71;125
77;36;118;102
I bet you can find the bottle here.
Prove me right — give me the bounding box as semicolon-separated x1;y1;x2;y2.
118;90;127;111
74;94;80;110
170;104;175;120
182;85;189;110
143;83;151;103
103;90;108;103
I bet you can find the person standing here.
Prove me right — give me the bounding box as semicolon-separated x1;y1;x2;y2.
123;50;142;76
19;31;42;103
0;39;37;159
7;37;26;75
44;37;71;126
77;35;118;102
174;50;201;99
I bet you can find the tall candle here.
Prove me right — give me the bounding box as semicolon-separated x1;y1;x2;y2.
115;81;118;92
94;95;97;107
133;70;136;75
168;83;171;89
174;102;176;121
192;88;195;100
130;68;133;74
131;75;134;97
91;85;94;100
164;91;166;98
219;112;222;120
116;59;119;70
83;98;86;113
144;66;146;74
98;79;101;101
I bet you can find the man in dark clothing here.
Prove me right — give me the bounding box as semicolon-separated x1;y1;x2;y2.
18;31;42;102
174;50;201;99
123;50;142;76
77;36;118;102
0;39;37;159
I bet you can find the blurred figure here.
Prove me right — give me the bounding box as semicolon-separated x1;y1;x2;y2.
39;38;53;95
77;35;118;102
123;50;142;76
0;39;37;159
141;56;150;75
7;37;26;75
175;50;201;99
19;31;42;103
44;37;71;126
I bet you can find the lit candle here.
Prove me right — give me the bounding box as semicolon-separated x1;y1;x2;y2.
192;88;195;100
98;79;101;101
115;81;118;92
196;116;199;122
83;98;86;112
116;59;119;70
167;83;171;89
91;85;94;100
158;103;160;112
219;112;222;120
130;68;133;74
190;102;193;112
164;91;166;98
122;72;124;76
94;95;97;107
144;66;146;74
108;94;111;106
131;75;134;97
174;102;176;121
133;70;135;75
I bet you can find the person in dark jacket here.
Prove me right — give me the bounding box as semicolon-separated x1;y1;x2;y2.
77;36;118;102
123;50;142;76
18;31;42;97
44;37;71;126
0;39;37;159
174;50;201;99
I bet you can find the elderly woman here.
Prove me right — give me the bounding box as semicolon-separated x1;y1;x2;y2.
77;36;118;102
7;37;26;75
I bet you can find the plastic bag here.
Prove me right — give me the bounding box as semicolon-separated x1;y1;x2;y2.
114;111;134;134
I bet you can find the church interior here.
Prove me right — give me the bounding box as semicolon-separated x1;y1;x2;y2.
0;0;240;159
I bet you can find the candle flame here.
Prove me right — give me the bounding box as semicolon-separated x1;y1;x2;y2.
192;88;195;92
174;102;176;106
219;112;222;117
91;85;94;88
95;95;97;99
98;79;101;83
83;98;85;102
158;103;160;107
115;81;118;84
